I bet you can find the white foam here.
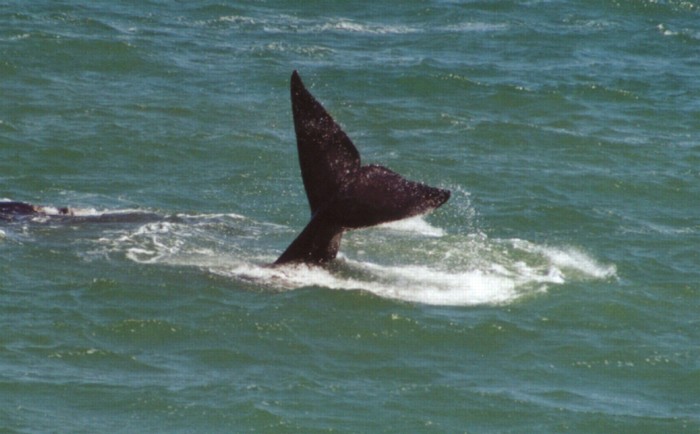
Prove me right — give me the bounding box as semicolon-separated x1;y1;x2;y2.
39;206;83;216
510;239;617;280
208;14;418;36
175;212;247;221
378;215;445;237
354;261;523;305
209;256;540;306
92;213;617;306
89;213;266;264
441;22;508;33
318;19;418;35
9;33;30;41
206;236;616;306
218;15;258;26
657;24;678;37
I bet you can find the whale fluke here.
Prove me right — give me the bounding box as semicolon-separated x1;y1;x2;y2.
275;71;450;265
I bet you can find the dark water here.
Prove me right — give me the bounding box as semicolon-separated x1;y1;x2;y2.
1;1;699;432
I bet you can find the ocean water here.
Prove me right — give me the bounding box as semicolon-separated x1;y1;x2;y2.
1;0;698;432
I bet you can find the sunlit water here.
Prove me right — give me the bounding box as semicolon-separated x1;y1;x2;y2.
1;1;698;431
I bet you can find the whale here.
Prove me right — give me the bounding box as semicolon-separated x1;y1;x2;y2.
0;200;164;224
1;71;450;265
274;71;450;265
0;201;73;220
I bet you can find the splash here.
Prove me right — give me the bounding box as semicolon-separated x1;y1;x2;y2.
90;212;616;306
378;215;445;237
211;233;617;306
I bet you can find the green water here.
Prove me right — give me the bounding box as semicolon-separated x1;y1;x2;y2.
1;1;699;432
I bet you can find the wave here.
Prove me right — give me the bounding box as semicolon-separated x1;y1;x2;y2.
204;14;506;36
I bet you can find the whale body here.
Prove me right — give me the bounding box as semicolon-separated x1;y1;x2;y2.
0;201;72;219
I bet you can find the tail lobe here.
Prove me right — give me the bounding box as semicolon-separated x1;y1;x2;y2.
291;71;360;215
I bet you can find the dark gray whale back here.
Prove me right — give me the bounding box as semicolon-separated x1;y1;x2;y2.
274;71;450;265
0;201;72;219
0;201;38;215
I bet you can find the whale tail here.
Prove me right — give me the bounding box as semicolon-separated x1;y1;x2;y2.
275;71;450;265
